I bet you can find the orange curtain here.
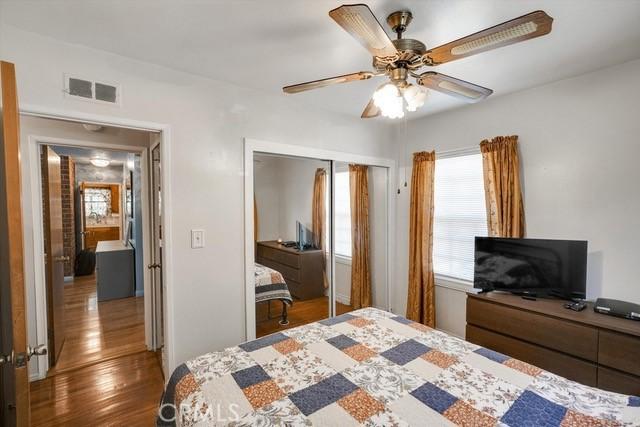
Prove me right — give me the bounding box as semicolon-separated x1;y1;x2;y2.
312;168;328;288
406;151;436;326
480;135;525;238
349;164;371;309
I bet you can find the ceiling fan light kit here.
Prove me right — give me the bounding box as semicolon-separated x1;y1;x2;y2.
283;4;553;119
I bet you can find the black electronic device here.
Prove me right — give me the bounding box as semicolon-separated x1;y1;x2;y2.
594;298;640;321
564;301;587;312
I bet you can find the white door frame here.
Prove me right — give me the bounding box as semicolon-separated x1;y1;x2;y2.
243;138;396;341
19;105;175;379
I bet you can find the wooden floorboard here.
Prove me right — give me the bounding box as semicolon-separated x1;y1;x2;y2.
48;274;146;375
30;351;164;426
256;296;352;337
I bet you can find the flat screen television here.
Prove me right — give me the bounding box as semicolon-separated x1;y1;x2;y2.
473;237;587;300
296;221;316;251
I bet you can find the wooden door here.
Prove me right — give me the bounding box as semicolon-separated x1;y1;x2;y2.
0;61;30;426
42;146;66;366
150;142;165;366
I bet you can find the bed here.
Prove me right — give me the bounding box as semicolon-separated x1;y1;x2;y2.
254;263;293;325
158;307;640;426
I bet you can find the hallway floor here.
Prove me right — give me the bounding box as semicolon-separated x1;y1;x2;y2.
30;274;163;425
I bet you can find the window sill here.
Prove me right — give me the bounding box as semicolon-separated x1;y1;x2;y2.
335;254;352;266
434;274;480;294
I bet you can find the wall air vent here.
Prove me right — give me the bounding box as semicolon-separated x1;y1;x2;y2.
64;74;121;106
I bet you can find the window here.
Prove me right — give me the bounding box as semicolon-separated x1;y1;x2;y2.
84;188;112;217
433;152;488;281
334;171;352;257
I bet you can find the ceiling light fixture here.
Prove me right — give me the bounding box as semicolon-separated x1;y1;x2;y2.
372;82;427;119
90;157;110;167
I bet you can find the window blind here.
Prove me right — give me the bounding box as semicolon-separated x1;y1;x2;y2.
433;153;488;281
334;171;352;257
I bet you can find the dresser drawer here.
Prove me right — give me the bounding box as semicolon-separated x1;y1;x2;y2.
597;366;640;396
467;325;598;386
467;298;598;361
257;245;300;269
598;330;640;376
256;257;301;283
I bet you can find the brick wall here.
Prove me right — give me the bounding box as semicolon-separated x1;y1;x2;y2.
59;155;76;276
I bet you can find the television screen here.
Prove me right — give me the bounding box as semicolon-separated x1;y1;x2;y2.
473;237;587;300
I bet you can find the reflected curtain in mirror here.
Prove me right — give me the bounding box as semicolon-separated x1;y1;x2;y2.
312;168;327;288
480;135;525;238
349;164;371;309
407;151;436;326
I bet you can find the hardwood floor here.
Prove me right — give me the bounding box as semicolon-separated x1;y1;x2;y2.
256;296;352;337
30;351;164;426
47;274;147;374
30;274;163;425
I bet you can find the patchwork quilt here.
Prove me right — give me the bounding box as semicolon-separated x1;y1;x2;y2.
254;263;292;305
158;308;640;426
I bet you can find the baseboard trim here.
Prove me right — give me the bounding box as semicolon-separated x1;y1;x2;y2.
64;275;74;283
336;293;351;306
135;289;144;297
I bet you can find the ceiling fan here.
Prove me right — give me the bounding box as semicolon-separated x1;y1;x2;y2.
283;4;553;119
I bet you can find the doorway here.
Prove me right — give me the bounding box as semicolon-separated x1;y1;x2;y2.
20;114;167;379
244;139;396;342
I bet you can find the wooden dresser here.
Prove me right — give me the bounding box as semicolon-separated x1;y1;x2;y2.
466;292;640;395
256;240;325;300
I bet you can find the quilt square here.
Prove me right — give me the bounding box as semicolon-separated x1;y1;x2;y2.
347;317;374;328
307;402;360;427
364;409;412;427
422;349;458;369
413;329;479;358
243;379;286;409
327;334;359;350
529;371;629;421
186;346;256;385
503;358;543;377
272;338;304;355
346;323;407;353
233;397;310;426
343;344;377;362
239;332;289;352
319;313;357;326
410;382;458;414
380;339;431;365
338;389;386;423
232;364;271;389
474;347;510;363
630;396;640;407
443;400;496;427
501;390;567;427
433;361;522;418
560;409;621;427
263;348;336;394
342;355;424;404
289;373;358;416
284;322;340;345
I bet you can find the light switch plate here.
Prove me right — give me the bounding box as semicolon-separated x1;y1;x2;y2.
191;229;205;249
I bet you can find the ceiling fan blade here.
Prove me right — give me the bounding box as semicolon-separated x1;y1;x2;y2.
329;4;398;59
424;10;553;65
361;97;380;118
283;71;376;94
417;72;492;103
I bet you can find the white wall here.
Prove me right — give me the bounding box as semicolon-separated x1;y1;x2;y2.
1;25;393;371
393;59;640;338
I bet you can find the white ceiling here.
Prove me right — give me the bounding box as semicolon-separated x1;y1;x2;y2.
2;0;640;119
51;144;131;165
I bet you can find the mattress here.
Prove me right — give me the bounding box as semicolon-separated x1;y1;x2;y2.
158;307;640;426
254;263;292;305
